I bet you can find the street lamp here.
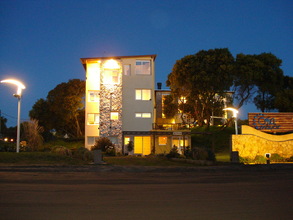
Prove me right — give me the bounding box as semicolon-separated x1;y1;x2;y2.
1;79;26;153
224;107;239;135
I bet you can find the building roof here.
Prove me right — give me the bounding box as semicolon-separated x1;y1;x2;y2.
80;54;157;70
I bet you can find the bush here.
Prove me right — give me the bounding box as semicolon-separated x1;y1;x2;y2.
254;155;267;164
0;141;15;152
166;145;180;159
105;146;116;156
192;147;208;160
270;154;285;162
184;146;192;159
92;137;114;152
51;146;72;156
127;141;134;152
72;147;93;161
286;156;293;162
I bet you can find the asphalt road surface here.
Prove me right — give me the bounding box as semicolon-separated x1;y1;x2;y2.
1;165;293;220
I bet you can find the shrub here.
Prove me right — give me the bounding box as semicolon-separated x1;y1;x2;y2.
166;145;180;159
22;119;44;151
270;154;285;162
92;137;114;152
51;146;72;156
192;147;208;160
127;141;134;152
0;141;15;152
105;145;116;156
239;156;251;164
72;147;93;161
184;146;192;159
254;155;267;164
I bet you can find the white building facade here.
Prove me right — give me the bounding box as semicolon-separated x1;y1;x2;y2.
81;55;157;155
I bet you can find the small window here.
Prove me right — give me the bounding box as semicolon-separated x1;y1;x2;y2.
135;113;151;118
158;137;167;145
124;64;131;76
87;136;98;146
111;112;119;120
135;89;151;100
136;60;151;75
88;91;99;102
88;113;99;125
124;137;131;145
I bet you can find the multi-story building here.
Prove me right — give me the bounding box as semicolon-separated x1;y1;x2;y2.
80;54;191;155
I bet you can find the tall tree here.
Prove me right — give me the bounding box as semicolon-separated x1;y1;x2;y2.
30;79;85;138
167;48;234;126
29;98;52;131
275;76;293;112
232;54;260;109
253;53;284;112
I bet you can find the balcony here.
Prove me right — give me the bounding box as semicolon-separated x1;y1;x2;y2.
152;123;191;131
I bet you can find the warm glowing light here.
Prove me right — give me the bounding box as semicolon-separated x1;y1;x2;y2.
224;107;239;135
223;107;238;117
180;96;187;103
1;79;26;96
104;59;120;69
4;138;8;142
111;112;119;120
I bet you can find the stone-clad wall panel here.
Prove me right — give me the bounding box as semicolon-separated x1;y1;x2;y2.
232;134;293;159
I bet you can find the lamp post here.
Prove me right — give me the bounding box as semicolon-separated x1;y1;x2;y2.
1;79;26;153
223;107;239;135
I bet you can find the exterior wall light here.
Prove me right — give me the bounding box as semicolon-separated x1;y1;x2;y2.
104;59;120;69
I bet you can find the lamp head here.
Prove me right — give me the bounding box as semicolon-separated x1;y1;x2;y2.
1;79;26;96
223;107;239;117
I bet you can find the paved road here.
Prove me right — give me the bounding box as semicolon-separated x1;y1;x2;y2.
1;165;293;220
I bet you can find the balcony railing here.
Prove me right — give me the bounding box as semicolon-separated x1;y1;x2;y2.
152;123;191;131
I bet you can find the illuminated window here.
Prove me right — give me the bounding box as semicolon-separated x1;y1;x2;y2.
111;112;119;120
88;113;99;125
136;60;151;75
135;113;151;118
134;136;151;155
135;89;151;100
103;70;119;84
158;137;167;145
124;137;131;145
88;91;99;102
124;64;131;75
172;137;188;147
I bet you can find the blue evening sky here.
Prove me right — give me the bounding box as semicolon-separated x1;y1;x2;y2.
0;0;292;127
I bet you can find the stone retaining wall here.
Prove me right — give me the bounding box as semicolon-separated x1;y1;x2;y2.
232;125;293;159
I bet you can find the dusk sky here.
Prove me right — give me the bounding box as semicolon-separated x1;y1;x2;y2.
1;0;292;127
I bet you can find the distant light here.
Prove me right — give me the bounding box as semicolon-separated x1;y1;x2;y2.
4;138;8;142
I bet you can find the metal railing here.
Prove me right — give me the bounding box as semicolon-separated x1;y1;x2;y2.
152;123;191;131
